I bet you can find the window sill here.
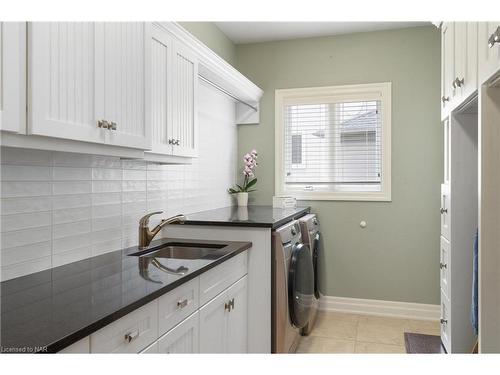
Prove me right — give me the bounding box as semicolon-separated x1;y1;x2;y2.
280;191;392;202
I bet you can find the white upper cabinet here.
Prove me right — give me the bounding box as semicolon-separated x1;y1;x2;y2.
441;22;455;118
29;22;150;149
478;22;500;84
149;24;174;156
441;22;480;118
172;42;198;158
147;24;198;161
98;22;151;149
0;22;26;134
453;22;478;103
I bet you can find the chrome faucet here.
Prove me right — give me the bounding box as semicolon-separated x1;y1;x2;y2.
138;212;186;249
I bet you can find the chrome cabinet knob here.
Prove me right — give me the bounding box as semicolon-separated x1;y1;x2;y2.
175;139;180;146
488;26;500;48
168;139;174;145
439;262;447;269
110;121;117;131
440;318;448;325
453;77;464;89
177;299;188;309
440;208;448;214
441;95;450;103
124;330;139;343
97;119;109;129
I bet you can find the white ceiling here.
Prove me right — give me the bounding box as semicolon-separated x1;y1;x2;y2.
215;22;430;44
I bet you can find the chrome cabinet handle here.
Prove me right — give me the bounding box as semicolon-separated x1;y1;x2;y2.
175;139;180;146
440;208;448;214
488;26;500;48
110;121;117;131
439;262;447;269
229;298;235;310
225;302;231;312
441;95;450;103
124;330;139;343
177;299;188;309
440;318;448;325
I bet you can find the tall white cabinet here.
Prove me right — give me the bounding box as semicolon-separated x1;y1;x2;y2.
29;22;151;149
440;21;500;353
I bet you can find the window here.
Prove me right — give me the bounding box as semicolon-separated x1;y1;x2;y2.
275;83;391;201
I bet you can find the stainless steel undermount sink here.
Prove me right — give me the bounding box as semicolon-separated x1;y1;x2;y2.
129;242;226;260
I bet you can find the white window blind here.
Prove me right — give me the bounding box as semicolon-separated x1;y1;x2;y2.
276;83;391;201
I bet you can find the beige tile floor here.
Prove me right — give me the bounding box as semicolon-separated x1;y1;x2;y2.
296;311;440;354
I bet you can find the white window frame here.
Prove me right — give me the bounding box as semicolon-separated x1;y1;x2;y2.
275;82;392;201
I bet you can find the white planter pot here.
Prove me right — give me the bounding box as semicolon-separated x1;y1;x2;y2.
236;192;249;207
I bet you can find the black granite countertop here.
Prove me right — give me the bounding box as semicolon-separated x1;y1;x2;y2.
0;238;251;353
183;205;310;229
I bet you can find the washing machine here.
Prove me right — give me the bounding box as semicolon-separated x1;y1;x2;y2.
298;214;321;336
271;220;314;353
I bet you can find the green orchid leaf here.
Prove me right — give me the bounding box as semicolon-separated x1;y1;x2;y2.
245;178;257;189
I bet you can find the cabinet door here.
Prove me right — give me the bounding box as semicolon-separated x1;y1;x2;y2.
149;24;173;155
443;118;450;185
440;289;451;353
441;23;455;119
172;42;198;157
440;236;450;300
464;22;478;98
157;312;199;354
199;285;228;353
225;276;248;353
0;22;26;134
454;22;466;99
97;22;151;150
478;22;500;84
30;22;105;144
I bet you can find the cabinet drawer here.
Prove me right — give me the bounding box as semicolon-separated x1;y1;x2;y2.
90;300;158;353
441;184;451;240
440;290;451;353
199;252;247;306
158;311;199;353
158;277;199;336
440;236;450;300
58;336;90;353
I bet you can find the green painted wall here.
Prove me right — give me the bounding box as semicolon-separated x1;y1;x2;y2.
235;26;442;304
179;22;236;66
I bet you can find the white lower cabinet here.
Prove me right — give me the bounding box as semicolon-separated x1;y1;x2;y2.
158;312;200;353
61;252;249;353
199;276;248;353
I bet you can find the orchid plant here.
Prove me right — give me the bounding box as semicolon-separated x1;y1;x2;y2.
228;149;258;194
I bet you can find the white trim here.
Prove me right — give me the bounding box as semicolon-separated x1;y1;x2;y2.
275;82;392;202
319;295;440;321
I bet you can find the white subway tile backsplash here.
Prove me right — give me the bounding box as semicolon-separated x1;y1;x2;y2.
52;194;91;210
1;226;52;249
0;85;236;280
53;220;91;240
52;167;92;181
53;181;92;195
0;197;52;215
92;180;122;193
1;212;52;232
1;165;52;181
52;207;92;225
1;182;52;198
92;168;122;180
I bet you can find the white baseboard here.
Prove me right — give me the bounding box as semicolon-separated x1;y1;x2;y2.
319;295;440;321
